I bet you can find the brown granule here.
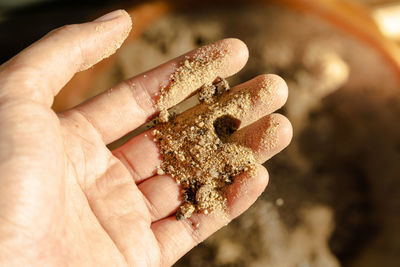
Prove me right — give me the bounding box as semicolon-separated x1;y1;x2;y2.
154;76;257;220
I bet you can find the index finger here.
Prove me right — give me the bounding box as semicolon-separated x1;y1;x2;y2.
66;38;249;144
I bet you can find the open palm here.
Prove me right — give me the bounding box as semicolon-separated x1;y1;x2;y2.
0;10;292;266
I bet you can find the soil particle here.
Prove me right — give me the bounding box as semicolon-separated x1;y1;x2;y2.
154;77;256;219
156;43;230;122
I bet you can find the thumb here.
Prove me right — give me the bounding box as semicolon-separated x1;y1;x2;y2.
0;9;132;106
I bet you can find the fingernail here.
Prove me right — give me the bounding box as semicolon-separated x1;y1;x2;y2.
94;10;123;22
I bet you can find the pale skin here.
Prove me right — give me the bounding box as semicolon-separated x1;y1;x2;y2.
0;9;292;267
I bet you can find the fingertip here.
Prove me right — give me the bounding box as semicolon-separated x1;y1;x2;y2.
258;113;292;161
225;38;249;69
257;164;270;188
259;74;289;108
230;113;292;163
272;74;289;107
119;9;133;31
277;113;293;149
79;9;133;71
227;164;269;219
214;38;249;77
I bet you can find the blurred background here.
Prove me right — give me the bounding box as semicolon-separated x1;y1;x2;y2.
1;0;400;266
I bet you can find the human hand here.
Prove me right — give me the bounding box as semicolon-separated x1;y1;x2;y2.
0;10;292;266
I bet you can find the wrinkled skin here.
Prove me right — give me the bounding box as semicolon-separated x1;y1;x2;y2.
0;10;292;266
